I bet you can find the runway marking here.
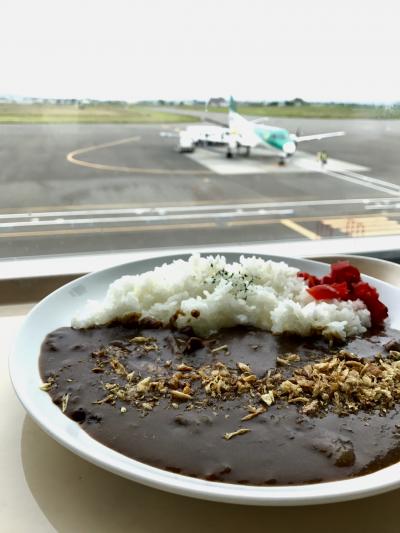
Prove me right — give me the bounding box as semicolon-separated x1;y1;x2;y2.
296;158;400;197
2;196;399;221
0;197;276;213
66;136;212;175
0;208;294;229
2;210;400;233
227;218;287;227
365;201;400;210
324;169;400;196
336;168;400;194
1;212;399;240
280;219;321;240
322;216;400;237
0;221;216;239
2;196;304;214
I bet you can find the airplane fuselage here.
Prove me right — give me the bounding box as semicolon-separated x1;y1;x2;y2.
229;110;296;157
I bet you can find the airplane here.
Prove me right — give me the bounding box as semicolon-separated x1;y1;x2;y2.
174;97;345;164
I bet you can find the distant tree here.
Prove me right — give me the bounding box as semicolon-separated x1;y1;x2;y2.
247;101;264;107
285;97;308;107
158;99;166;105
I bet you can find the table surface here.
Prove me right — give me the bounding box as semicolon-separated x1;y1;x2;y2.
4;256;400;533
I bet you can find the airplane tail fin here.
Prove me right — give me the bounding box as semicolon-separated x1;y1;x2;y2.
229;96;237;112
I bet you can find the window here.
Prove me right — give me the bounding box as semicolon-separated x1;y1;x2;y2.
1;0;399;264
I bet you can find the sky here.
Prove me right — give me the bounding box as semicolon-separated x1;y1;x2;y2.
1;0;399;103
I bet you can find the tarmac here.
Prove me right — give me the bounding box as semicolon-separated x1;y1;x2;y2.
1;116;400;258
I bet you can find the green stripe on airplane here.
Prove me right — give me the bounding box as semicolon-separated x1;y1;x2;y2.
254;126;291;151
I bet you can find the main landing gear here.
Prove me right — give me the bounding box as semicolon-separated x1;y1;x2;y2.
226;144;251;158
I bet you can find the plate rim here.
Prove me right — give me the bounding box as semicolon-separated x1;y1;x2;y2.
9;251;400;506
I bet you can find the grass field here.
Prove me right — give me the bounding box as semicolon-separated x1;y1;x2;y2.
0;103;198;124
181;104;400;120
3;102;399;123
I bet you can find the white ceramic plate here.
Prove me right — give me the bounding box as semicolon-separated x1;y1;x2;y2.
9;252;400;506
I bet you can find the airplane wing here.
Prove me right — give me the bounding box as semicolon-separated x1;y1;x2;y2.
291;131;345;142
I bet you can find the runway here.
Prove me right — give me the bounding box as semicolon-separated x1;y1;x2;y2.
1;117;400;258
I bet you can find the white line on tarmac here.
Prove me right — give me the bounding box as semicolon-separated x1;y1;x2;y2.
1;197;398;221
365;202;400;210
335;168;400;193
298;160;400;197
323;169;400;196
294;155;400;196
0;208;294;230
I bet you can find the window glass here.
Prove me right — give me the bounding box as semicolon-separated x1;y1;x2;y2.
1;0;399;260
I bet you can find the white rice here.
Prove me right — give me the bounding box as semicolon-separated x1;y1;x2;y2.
71;254;371;339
